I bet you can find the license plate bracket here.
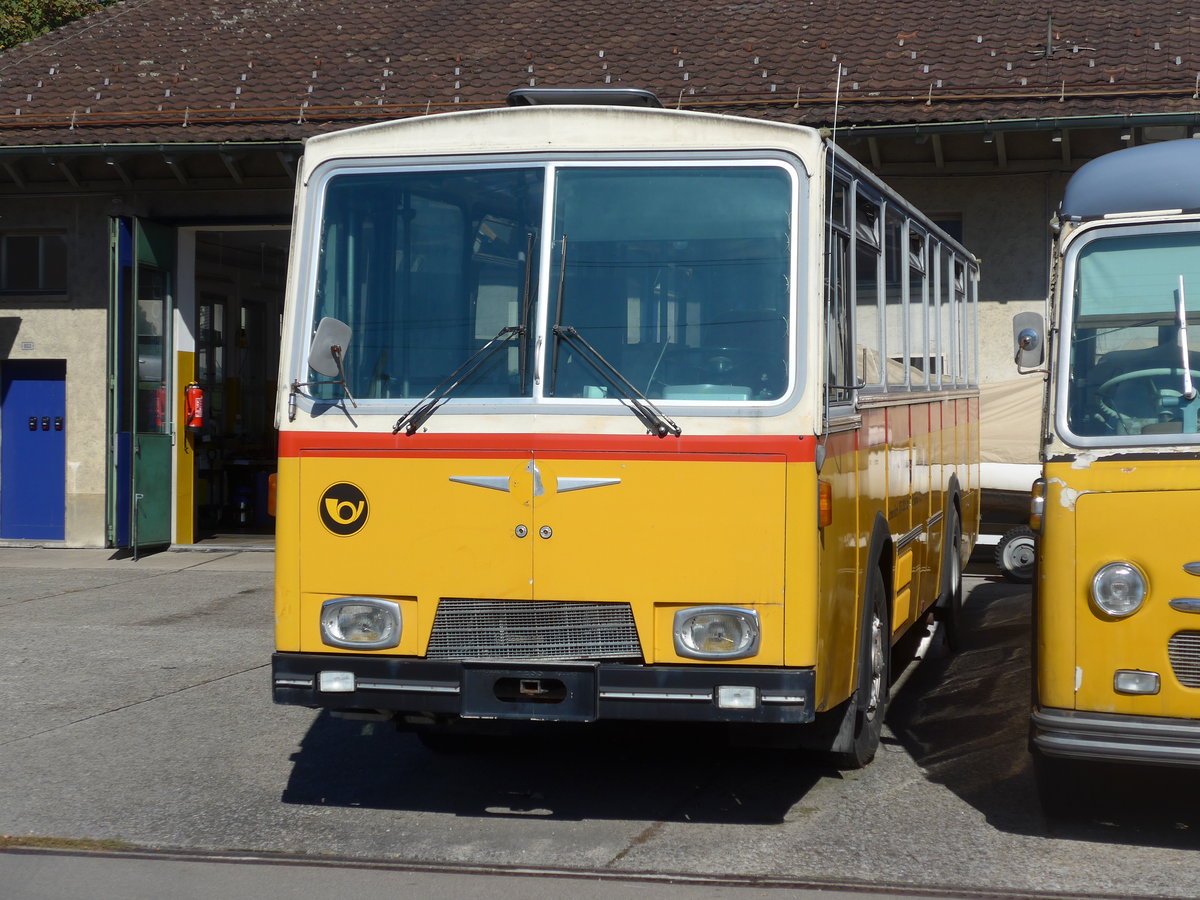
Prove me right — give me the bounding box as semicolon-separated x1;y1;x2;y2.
461;661;599;722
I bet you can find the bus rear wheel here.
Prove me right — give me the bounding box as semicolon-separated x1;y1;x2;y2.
939;509;966;651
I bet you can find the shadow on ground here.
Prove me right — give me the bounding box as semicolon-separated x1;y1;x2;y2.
280;566;1200;842
281;715;827;825
887;571;1200;849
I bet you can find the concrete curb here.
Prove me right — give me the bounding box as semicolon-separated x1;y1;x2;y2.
0;547;274;573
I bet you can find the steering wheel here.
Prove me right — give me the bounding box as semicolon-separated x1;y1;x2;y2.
703;346;788;397
1096;367;1200;423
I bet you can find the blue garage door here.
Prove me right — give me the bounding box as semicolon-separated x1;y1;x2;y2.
1;359;66;540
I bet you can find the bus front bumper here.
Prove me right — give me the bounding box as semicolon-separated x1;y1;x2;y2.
1032;707;1200;767
273;653;815;724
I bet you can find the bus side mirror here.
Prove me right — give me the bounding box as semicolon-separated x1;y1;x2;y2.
308;317;352;377
1013;311;1044;369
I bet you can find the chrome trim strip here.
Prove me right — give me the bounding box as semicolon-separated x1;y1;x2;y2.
599;690;712;702
356;680;461;694
597;689;805;705
557;477;621;493
927;511;944;529
824;415;862;434
895;524;923;551
275;678;314;688
449;476;511;492
856;386;979;408
1032;707;1200;766
1184;563;1200;577
1169;598;1200;613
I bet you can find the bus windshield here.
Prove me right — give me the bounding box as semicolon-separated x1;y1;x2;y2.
1065;229;1200;440
309;162;793;405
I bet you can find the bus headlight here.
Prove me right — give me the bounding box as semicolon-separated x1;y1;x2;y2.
673;607;760;659
320;597;402;649
1091;563;1147;618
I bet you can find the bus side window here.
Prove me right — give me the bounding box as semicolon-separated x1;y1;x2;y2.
854;197;882;387
827;231;853;402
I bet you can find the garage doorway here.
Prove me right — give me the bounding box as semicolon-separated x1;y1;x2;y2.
180;228;289;547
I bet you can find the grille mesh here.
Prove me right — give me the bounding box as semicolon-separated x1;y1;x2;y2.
426;599;642;661
1169;631;1200;688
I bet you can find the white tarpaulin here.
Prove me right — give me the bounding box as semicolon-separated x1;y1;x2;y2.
979;376;1044;491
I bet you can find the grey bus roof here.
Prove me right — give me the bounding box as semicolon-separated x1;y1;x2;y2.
1061;139;1200;219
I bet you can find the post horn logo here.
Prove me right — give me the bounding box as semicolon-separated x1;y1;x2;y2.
319;482;369;536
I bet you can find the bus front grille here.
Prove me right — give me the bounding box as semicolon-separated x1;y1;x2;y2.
426;599;643;661
1168;631;1200;687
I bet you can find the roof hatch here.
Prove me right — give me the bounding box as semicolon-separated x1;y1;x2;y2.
506;87;663;108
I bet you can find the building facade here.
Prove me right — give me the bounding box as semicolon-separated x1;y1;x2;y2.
0;1;1193;548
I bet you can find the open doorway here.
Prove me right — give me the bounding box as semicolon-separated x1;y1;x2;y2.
189;229;288;545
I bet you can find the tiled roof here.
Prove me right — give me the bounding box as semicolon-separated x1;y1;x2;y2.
0;0;1196;146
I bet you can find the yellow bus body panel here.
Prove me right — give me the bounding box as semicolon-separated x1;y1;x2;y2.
1039;458;1200;717
532;455;787;666
279;450;789;665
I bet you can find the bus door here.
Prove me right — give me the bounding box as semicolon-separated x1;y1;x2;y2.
109;217;175;556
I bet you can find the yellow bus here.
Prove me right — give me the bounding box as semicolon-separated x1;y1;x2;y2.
272;89;980;768
1019;138;1200;808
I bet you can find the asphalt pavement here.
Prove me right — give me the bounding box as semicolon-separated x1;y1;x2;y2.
3;545;1200;900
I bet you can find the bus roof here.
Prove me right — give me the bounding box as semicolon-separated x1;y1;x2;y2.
1061;139;1200;220
300;105;824;175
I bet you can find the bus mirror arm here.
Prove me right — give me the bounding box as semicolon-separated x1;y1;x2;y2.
289;317;359;421
288;346;358;421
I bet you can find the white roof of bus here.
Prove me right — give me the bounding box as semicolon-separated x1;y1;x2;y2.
299;105;824;174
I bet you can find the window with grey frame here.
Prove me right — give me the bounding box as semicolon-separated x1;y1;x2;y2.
906;227;929;386
854;192;883;387
0;232;67;293
825;178;854;404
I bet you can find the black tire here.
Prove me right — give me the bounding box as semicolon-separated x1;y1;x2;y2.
940;509;966;652
995;525;1036;583
1032;749;1090;820
829;568;890;769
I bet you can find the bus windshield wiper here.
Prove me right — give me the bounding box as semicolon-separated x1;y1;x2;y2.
552;324;681;438
546;234;678;438
393;326;524;435
1176;275;1197;401
518;232;535;393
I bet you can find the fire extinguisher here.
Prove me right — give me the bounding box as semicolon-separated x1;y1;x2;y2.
185;382;205;430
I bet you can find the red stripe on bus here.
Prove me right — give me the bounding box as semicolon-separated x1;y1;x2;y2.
278;431;817;462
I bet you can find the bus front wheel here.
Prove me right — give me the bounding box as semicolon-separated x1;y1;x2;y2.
1032;749;1092;820
828;568;891;769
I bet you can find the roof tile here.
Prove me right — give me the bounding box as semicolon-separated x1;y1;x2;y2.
0;1;1195;145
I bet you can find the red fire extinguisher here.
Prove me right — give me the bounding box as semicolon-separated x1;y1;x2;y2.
185;382;205;429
